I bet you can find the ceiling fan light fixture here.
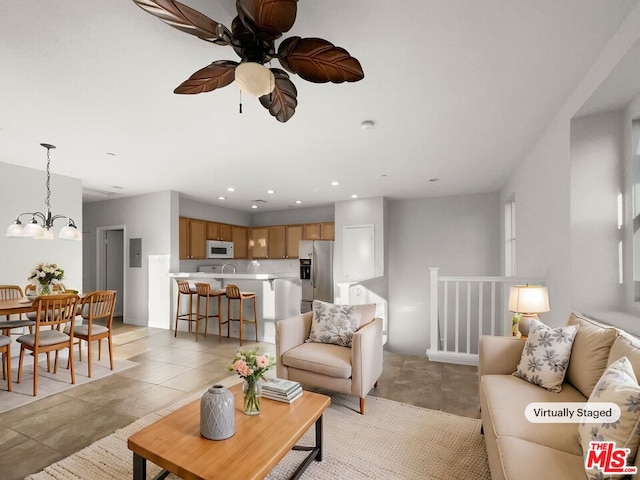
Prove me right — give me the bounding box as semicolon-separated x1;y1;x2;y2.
235;62;275;97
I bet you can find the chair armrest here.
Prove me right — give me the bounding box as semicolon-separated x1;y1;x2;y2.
275;312;312;377
351;318;384;397
478;335;525;377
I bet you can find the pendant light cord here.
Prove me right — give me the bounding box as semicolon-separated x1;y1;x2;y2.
45;146;51;215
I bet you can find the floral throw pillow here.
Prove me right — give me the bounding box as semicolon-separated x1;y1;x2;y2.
578;357;640;480
306;300;375;347
512;323;578;392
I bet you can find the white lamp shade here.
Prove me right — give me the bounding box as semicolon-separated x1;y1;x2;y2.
508;285;550;314
35;228;54;240
235;62;275;97
22;221;43;238
6;222;24;237
60;225;82;241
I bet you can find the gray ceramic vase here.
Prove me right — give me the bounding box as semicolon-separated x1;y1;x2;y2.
200;384;235;440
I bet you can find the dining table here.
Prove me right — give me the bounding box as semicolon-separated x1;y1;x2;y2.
0;297;37;317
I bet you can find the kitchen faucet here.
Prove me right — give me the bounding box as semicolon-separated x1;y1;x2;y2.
221;263;236;274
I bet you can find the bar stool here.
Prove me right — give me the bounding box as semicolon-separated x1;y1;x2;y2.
195;283;226;341
175;279;198;340
225;284;257;346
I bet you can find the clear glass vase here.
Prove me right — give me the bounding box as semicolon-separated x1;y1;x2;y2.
37;283;52;295
243;378;261;415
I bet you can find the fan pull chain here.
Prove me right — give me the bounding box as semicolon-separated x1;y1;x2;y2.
239;90;243;114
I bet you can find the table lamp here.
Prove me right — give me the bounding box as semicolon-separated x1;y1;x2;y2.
508;285;550;336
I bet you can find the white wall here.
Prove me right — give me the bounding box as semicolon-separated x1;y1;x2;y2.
570;111;624;312
83;190;176;326
501;3;640;327
623;96;640;315
387;193;500;355
0;161;82;291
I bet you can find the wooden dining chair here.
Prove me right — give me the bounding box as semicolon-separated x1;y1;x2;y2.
0;334;11;392
16;293;80;396
0;285;24;321
71;290;116;378
225;284;258;346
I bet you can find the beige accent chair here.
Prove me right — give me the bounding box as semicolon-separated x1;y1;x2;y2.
275;310;383;414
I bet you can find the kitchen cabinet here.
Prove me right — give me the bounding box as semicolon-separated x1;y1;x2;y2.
207;222;232;241
302;222;334;240
249;227;268;259
286;224;303;258
179;217;207;259
321;222;335;240
268;225;303;259
303;223;321;240
232;225;248;259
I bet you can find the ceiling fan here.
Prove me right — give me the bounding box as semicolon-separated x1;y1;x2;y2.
132;0;365;122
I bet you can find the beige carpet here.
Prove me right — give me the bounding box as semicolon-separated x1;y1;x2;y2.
0;350;138;414
26;376;490;480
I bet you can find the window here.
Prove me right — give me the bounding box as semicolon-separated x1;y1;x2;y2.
505;197;516;277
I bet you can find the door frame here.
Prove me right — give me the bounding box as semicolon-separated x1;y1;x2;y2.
96;224;127;320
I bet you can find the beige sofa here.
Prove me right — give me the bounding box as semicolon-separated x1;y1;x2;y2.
275;311;383;414
479;312;640;480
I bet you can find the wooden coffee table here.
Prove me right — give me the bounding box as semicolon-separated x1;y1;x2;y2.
127;382;331;480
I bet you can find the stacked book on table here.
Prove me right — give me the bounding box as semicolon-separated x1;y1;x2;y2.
262;378;303;403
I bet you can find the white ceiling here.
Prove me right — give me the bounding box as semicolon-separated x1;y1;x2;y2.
1;1;638;211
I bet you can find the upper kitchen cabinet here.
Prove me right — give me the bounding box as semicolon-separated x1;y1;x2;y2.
303;222;335;240
207;222;232;241
268;225;302;259
179;217;207;259
321;222;335;240
231;225;248;259
249;227;268;259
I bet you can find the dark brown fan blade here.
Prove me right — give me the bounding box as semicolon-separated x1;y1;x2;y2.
259;69;297;122
278;37;364;84
236;0;298;37
174;60;238;94
132;0;232;45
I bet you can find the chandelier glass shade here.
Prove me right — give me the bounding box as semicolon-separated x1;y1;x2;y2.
6;143;82;241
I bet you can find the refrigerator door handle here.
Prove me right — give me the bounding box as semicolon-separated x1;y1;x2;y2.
311;247;315;287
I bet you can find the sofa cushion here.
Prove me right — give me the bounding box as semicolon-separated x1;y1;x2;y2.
480;374;585;456
566;312;619;398
306;300;375;347
513;323;578;392
609;331;640;375
578;357;640;479
282;342;352;378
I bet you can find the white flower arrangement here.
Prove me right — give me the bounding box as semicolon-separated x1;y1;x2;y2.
28;262;64;287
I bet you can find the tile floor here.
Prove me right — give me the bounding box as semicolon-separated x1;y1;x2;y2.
0;319;480;480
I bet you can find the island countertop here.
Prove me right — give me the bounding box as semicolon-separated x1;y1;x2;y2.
168;272;298;281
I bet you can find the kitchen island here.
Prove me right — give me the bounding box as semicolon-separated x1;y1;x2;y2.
168;272;300;344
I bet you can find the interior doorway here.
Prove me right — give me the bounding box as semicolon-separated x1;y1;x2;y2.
97;225;125;317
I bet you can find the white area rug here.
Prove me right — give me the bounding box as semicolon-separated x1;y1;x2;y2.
27;376;490;480
0;349;138;414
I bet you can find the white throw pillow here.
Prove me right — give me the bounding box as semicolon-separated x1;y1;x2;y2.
512;323;578;392
579;357;640;479
306;300;375;347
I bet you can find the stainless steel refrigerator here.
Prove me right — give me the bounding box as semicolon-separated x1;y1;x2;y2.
299;240;334;313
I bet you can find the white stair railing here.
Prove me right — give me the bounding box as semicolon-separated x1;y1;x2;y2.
427;267;543;366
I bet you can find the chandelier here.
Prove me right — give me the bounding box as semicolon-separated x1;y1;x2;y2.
6;143;81;241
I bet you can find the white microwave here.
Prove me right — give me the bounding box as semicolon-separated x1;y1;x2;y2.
206;240;234;259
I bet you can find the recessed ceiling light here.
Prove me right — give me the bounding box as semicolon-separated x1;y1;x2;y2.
360;120;375;130
266;189;275;194
330;181;340;186
295;200;302;204
227;187;235;192
351;194;358;199
251;204;258;209
218;196;226;200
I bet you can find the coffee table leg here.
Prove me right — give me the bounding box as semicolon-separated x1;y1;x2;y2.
315;414;323;462
133;452;146;480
